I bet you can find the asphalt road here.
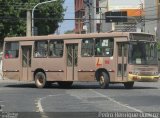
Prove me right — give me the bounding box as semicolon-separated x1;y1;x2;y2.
0;80;160;118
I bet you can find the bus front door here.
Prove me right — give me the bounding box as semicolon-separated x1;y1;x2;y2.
117;43;127;81
21;46;32;81
66;44;78;81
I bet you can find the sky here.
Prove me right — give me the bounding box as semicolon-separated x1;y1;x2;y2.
59;0;75;34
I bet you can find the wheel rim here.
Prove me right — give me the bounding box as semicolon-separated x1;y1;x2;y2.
36;75;44;85
99;75;105;85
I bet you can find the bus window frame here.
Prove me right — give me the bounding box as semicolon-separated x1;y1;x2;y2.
34;40;48;58
4;41;19;59
48;39;64;58
81;38;94;57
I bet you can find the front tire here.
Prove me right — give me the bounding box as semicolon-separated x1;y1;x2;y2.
99;72;109;89
124;82;134;89
35;72;47;88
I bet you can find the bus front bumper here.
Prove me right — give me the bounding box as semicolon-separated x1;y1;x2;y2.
128;74;159;82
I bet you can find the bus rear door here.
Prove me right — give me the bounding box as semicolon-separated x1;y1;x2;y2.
21;45;32;81
66;44;78;81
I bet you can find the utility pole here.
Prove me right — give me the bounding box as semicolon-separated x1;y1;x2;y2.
140;2;145;32
99;8;102;33
88;2;92;33
26;10;32;36
84;0;92;33
78;19;81;34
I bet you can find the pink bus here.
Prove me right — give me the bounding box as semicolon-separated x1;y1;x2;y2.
2;32;159;88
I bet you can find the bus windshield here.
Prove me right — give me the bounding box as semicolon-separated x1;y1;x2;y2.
129;42;157;65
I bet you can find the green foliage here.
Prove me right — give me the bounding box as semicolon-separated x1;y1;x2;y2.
0;0;65;39
157;41;160;51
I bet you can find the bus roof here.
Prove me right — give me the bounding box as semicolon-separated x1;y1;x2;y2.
4;32;154;42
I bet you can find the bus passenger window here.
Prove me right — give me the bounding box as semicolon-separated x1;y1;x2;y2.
81;39;94;57
34;41;48;58
4;42;19;59
95;42;102;55
95;38;114;57
49;40;64;57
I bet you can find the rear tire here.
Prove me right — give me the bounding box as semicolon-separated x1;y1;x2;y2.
35;72;47;88
98;72;109;89
57;81;73;88
124;82;134;89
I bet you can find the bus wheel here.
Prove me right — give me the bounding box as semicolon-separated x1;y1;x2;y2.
99;72;109;89
57;81;73;88
124;82;134;89
35;72;46;88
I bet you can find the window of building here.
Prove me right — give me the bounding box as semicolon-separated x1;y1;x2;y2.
5;42;19;59
96;0;100;14
95;38;114;57
34;41;48;58
49;40;64;57
81;39;94;57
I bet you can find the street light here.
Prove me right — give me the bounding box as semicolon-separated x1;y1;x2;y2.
32;0;57;36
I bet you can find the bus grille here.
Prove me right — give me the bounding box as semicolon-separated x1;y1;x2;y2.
139;72;153;76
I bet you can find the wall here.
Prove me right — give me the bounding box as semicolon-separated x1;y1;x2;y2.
107;0;142;10
144;0;157;35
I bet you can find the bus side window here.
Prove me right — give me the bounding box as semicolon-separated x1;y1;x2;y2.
81;39;94;57
95;42;102;56
49;40;64;58
95;38;114;57
34;41;48;58
4;42;19;59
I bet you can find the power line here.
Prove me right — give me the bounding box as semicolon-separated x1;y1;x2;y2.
0;16;160;22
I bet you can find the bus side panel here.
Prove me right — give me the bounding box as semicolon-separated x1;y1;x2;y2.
78;38;95;81
47;72;65;81
3;58;20;80
102;57;116;82
32;58;66;81
78;57;96;81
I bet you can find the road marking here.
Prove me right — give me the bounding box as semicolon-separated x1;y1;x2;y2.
36;94;65;112
90;89;142;112
90;89;158;118
35;94;65;118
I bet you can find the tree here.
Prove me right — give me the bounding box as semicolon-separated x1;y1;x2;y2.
0;0;65;39
157;41;160;51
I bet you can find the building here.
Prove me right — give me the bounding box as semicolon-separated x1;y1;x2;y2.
144;0;158;35
74;0;85;34
157;0;160;40
99;0;144;32
75;0;158;34
101;9;143;32
74;0;99;33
